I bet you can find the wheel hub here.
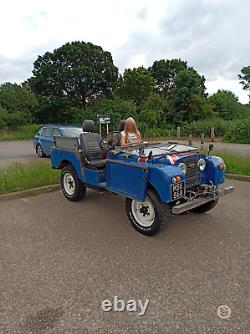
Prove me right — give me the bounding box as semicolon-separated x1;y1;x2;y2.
139;205;150;216
131;198;155;227
63;173;75;196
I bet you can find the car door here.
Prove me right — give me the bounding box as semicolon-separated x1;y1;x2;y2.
41;127;53;155
106;160;149;200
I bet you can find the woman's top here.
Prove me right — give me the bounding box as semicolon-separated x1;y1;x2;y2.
121;131;138;143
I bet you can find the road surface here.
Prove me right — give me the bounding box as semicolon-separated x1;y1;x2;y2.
0;140;37;168
0;179;249;333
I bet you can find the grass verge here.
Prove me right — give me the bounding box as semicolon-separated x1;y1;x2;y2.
215;151;250;176
0;161;60;194
0;124;41;141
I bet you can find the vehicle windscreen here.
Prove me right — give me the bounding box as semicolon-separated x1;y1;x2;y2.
61;128;83;137
129;144;200;156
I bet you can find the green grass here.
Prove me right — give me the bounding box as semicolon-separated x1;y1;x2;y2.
215;151;250;176
0;124;41;141
0;161;60;194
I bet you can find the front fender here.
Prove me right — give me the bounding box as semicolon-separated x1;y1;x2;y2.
201;156;225;185
148;165;185;203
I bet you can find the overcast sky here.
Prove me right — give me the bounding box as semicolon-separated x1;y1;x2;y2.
0;0;249;103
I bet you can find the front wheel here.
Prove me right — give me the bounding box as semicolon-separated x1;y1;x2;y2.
60;165;86;202
125;189;171;236
191;198;219;213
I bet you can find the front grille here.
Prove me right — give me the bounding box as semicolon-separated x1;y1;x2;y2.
182;156;200;187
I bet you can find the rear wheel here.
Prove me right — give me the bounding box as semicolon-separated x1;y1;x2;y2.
191;198;219;213
125;189;171;236
36;144;45;158
61;165;86;201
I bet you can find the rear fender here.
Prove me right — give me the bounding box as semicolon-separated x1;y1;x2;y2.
51;148;82;178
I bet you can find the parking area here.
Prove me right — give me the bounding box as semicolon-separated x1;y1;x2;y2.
0;140;37;168
0;179;249;333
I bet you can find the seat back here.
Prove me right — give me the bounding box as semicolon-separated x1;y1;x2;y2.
80;120;106;161
119;120;126;132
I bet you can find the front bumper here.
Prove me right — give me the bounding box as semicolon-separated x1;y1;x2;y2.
172;186;234;215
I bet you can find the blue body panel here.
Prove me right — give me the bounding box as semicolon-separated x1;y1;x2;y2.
148;165;185;202
106;160;149;200
51;149;82;179
51;145;226;203
201;156;225;185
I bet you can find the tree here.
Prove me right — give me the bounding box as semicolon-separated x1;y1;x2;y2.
140;93;167;128
239;66;250;95
29;41;118;108
117;67;154;106
149;59;187;96
168;68;208;122
32;97;73;124
0;82;37;122
208;90;243;120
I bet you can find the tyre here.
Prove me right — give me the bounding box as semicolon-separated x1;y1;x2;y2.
191;198;219;213
125;189;171;236
36;144;45;158
60;165;86;202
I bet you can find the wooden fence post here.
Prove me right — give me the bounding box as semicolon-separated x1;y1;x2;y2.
211;127;215;142
188;133;192;145
201;133;205;144
177;126;181;139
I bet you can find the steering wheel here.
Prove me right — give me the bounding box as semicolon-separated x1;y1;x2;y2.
100;131;122;150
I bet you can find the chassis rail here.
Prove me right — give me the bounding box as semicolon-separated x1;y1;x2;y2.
172;186;234;214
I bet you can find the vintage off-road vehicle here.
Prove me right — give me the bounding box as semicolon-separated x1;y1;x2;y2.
51;120;234;236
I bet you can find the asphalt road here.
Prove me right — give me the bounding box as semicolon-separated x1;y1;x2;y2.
0;140;37;168
0;179;249;333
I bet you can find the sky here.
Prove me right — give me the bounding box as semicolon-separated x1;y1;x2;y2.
0;0;249;103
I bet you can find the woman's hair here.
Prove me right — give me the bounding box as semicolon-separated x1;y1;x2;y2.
124;117;140;142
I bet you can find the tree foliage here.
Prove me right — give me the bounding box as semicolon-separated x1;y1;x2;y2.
239;66;250;93
29;41;118;107
0;82;37;122
208;90;244;120
150;59;187;96
117;66;154;106
167;68;208;122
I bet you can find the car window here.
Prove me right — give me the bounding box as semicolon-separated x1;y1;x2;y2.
52;128;62;137
61;128;83;137
37;128;45;136
43;127;53;137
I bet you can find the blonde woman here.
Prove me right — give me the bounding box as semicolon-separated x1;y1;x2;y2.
120;117;141;146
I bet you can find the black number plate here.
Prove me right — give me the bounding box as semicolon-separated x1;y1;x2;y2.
172;182;185;200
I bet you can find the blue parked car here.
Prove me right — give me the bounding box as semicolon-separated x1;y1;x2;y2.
51;120;234;236
34;125;83;158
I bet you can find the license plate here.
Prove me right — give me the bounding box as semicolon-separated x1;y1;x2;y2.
172;182;185;200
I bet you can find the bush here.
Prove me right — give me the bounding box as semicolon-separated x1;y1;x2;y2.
0;107;27;129
224;117;250;144
180;118;231;137
0;124;41;141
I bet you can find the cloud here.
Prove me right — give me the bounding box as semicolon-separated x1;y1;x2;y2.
0;0;249;102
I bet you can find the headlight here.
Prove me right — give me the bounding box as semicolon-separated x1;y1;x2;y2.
219;159;226;171
198;159;206;171
179;162;187;174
